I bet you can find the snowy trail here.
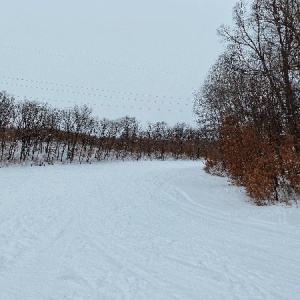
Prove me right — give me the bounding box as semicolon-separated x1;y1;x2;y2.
0;161;299;299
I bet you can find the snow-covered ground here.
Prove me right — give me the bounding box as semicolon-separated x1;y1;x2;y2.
0;161;299;299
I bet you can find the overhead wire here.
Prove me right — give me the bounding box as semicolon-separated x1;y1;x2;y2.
4;93;188;113
0;76;191;106
0;44;197;79
0;43;195;115
0;80;192;112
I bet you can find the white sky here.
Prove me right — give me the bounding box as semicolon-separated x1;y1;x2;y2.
0;0;237;125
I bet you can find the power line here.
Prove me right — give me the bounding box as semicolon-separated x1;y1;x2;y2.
1;75;190;103
0;44;197;79
5;93;188;114
1;77;192;106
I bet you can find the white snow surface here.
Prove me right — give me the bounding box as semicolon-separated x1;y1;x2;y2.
1;161;300;299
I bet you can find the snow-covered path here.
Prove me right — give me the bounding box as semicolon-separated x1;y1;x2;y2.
0;161;299;299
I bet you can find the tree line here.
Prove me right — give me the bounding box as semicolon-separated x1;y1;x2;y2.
0;91;208;166
194;0;300;204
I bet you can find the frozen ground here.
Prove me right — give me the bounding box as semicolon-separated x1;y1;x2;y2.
0;161;299;299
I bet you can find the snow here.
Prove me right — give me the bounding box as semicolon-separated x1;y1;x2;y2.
0;0;237;125
0;161;299;299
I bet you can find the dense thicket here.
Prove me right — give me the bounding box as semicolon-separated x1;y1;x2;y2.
0;91;207;166
194;0;300;204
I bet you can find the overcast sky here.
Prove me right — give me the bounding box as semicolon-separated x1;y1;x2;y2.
0;0;238;125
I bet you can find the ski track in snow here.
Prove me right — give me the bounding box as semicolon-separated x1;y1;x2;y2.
0;161;299;299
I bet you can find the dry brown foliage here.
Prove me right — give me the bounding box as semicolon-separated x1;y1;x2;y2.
205;117;300;204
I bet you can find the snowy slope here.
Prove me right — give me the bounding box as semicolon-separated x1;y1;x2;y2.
0;0;237;125
0;161;299;299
